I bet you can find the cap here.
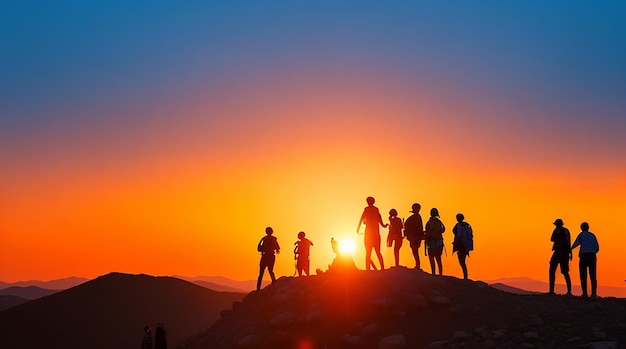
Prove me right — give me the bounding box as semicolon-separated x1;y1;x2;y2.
553;218;563;226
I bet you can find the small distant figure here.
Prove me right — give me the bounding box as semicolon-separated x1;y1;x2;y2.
387;209;404;267
452;213;474;280
357;196;388;271
154;322;167;349
294;231;314;276
141;325;153;349
425;208;445;275
548;218;572;295
404;203;425;269
571;222;600;298
257;226;281;291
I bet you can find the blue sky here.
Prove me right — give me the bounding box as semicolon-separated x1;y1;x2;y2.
2;1;625;127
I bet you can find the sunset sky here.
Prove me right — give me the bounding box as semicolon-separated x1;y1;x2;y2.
2;2;625;288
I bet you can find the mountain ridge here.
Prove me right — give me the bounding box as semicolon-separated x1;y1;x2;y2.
0;272;245;349
180;268;626;349
0;285;60;299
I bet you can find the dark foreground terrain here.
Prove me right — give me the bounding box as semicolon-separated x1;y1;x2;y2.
0;273;245;349
180;267;626;349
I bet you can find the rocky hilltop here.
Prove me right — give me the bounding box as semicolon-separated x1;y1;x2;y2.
180;267;625;349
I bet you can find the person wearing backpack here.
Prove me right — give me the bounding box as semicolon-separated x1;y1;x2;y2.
257;226;281;291
404;203;424;270
425;208;445;275
452;213;474;280
386;208;404;267
294;231;314;276
548;218;572;295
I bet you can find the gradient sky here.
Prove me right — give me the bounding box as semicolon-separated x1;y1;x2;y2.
2;1;625;287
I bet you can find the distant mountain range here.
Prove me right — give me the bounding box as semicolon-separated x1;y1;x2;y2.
175;275;268;293
3;274;624;297
0;273;245;349
0;276;88;290
0;285;60;299
0;286;63;311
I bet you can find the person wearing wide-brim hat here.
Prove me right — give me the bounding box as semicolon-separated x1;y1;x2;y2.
548;218;572;295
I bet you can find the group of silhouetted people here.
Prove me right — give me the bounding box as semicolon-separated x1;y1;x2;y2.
256;227;317;290
255;196;475;291
548;219;600;298
356;196;474;278
141;323;167;349
254;196;603;298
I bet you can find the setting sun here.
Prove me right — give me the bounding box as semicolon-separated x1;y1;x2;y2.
338;238;357;256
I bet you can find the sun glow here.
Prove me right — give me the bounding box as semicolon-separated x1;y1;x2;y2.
338;238;356;256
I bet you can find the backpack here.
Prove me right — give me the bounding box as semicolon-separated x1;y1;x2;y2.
258;236;277;254
453;222;474;252
426;218;445;241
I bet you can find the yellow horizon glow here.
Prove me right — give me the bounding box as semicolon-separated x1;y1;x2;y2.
1;74;625;290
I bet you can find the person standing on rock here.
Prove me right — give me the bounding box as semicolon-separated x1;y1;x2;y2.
294;231;314;276
425;208;445;275
548;218;572;295
357;196;388;271
571;222;600;298
404;203;424;269
452;213;473;280
257;226;281;291
387;208;404;267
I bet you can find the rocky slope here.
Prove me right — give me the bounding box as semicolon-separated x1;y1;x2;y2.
179;267;625;349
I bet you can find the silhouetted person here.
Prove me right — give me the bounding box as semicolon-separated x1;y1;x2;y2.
571;222;600;298
548;218;572;295
257;226;280;290
404;203;424;269
387;209;404;267
154;322;167;349
330;237;357;272
452;213;473;280
141;325;153;349
425;208;445;275
294;231;314;276
357;196;387;271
